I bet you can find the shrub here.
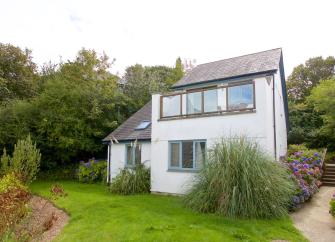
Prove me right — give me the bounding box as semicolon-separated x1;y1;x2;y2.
109;164;150;195
0;173;30;238
330;192;335;217
0;135;41;183
38;163;78;181
78;158;107;183
286;144;324;209
184;137;295;218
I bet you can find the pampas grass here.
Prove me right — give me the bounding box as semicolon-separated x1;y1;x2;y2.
184;136;294;218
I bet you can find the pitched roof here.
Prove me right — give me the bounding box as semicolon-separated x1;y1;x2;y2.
173;48;282;88
103;101;151;142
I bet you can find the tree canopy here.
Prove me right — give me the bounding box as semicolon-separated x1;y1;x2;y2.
0;43;37;103
0;43;184;168
287;56;335;102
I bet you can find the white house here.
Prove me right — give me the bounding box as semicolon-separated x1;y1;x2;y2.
103;48;289;195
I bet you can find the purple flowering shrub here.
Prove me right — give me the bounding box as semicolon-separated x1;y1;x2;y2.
78;158;107;183
287;145;323;210
330;191;335;217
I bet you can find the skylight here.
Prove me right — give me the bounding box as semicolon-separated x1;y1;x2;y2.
134;120;151;130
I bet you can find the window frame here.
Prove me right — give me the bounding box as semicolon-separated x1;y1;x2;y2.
125;143;142;167
160;93;182;118
226;81;255;111
160;80;255;119
168;140;207;172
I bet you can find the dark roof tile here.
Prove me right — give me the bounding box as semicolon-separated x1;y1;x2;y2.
103;101;151;142
173;48;282;88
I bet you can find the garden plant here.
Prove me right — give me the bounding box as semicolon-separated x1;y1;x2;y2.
184;136;295;218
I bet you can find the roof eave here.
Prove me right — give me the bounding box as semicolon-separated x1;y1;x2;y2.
172;69;278;90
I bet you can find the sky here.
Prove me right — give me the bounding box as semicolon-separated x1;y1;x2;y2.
1;0;334;77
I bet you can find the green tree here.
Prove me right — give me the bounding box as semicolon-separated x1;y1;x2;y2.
308;79;335;149
173;57;184;83
287;56;335;102
0;43;37;103
123;59;184;108
0;48;134;167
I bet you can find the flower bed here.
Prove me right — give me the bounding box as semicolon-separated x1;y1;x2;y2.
287;145;324;210
78;158;107;183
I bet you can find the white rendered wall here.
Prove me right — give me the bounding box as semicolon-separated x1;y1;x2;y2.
151;76;278;194
274;71;288;159
109;142;151;180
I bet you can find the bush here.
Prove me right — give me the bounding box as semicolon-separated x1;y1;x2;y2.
184;137;295;218
78;158;107;183
0;135;41;183
38;163;78;181
330;192;335;217
109;164;150;195
0;173;30;238
286;144;324;209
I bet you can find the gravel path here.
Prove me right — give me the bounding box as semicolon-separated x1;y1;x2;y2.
291;186;335;242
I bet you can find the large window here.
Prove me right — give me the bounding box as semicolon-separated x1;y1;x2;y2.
126;144;141;167
169;140;206;170
187;91;202;114
227;83;254;110
162;95;181;117
160;80;255;119
204;89;218;112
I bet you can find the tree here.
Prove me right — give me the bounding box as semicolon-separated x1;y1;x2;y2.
0;48;135;167
308;79;335;149
287;56;335;102
122;58;184;108
173;57;184;83
0;43;37;103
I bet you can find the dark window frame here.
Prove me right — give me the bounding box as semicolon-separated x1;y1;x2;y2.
160;80;255;119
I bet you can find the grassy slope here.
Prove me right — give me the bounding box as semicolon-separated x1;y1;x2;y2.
30;181;306;242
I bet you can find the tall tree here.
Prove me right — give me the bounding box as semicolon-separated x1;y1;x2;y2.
122;58;184;108
287;56;335;102
0;43;37;103
173;57;184;83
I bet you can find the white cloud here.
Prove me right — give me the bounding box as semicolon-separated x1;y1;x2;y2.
1;0;334;76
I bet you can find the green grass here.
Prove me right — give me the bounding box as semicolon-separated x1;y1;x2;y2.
30;181;306;242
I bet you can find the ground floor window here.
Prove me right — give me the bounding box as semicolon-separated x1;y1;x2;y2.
169;140;206;170
126;143;141;167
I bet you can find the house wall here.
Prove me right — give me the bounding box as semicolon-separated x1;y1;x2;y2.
274;71;288;159
151;76;282;194
109;141;151;180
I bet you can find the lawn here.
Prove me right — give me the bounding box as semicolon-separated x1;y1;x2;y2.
30;181;306;242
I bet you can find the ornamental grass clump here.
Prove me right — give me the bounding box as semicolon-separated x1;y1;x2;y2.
184;137;294;218
109;164;150;195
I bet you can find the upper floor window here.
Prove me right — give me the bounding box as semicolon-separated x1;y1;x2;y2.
169;140;206;171
187;91;202;114
204;89;219;112
126;143;141;167
227;83;254;110
160;80;255;119
162;95;181;117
